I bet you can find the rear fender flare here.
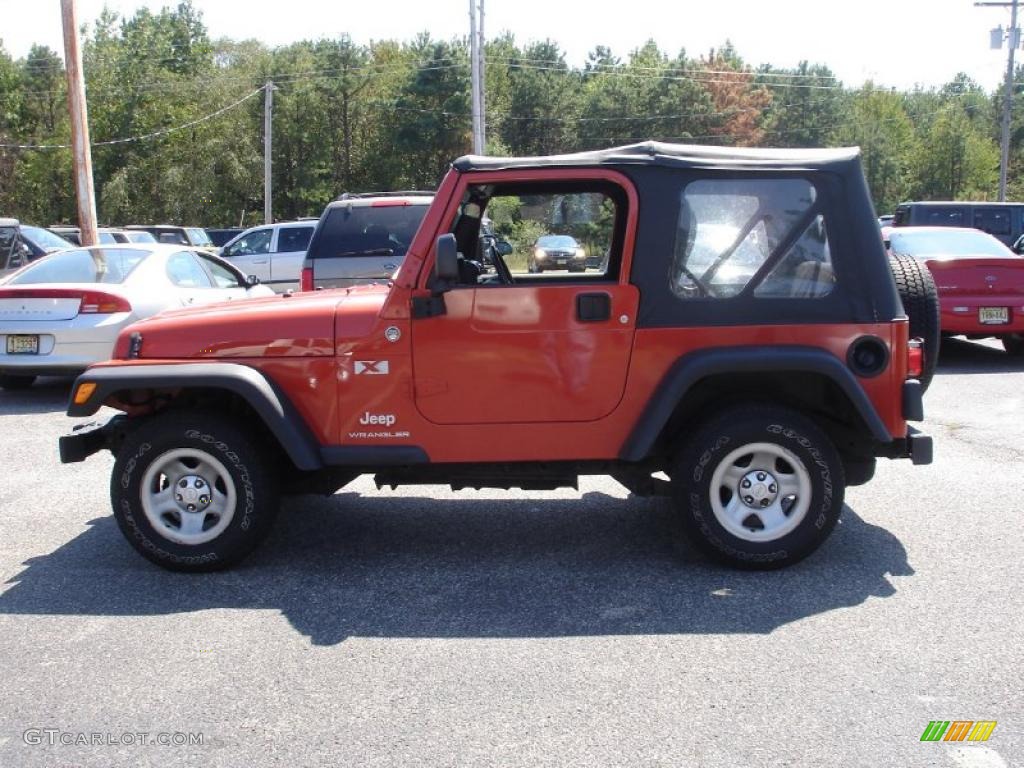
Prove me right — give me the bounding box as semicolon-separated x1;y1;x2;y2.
619;345;892;462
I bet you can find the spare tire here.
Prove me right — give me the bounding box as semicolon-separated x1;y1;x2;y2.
888;252;940;391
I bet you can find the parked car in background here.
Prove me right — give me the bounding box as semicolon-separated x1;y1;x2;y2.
878;214;894;227
1;218;29;278
17;224;75;259
49;226;152;245
883;226;1024;356
205;228;245;248
124;225;215;250
892;201;1024;247
301;192;433;290
0;243;273;389
528;234;587;273
219;221;316;292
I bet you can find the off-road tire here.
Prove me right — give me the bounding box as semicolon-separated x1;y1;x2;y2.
0;374;37;391
888;252;940;391
1003;333;1024;357
110;410;279;572
671;404;845;569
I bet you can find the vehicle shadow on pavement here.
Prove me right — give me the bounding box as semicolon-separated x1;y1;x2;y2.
0;491;912;646
0;377;72;415
937;337;1022;374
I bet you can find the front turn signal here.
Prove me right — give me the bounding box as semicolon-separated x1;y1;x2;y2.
73;381;97;405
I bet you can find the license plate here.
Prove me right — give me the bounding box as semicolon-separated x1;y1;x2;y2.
979;307;1009;324
6;335;39;354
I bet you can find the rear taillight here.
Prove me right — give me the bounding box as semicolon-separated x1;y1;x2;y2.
0;287;130;314
79;290;131;314
300;266;313;292
907;338;924;379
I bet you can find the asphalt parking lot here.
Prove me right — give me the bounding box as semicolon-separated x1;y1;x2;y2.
0;338;1021;768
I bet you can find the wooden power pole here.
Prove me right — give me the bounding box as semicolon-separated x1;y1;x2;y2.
60;0;98;245
264;81;274;225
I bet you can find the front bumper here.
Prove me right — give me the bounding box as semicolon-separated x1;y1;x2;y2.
59;416;128;463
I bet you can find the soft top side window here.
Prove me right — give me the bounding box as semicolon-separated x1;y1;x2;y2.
670;178;834;300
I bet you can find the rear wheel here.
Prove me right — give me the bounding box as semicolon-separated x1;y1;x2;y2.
670;404;845;569
1003;334;1024;357
0;374;37;391
111;410;279;572
888;253;940;391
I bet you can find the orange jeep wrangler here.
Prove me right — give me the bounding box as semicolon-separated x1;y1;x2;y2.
60;143;936;571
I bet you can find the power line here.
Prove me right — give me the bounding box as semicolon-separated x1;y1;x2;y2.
0;87;263;150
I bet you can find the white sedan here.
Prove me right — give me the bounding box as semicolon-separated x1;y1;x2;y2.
0;243;274;389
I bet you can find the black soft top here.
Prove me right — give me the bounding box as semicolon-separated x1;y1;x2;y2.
453;141;861;174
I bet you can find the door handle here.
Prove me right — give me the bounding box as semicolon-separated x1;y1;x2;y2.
383;263;397;271
576;292;611;322
253;259;269;265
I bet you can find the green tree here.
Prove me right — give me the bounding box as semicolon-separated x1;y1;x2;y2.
832;84;916;212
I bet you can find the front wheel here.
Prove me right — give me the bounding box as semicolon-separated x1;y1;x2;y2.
670;405;845;569
111;411;279;572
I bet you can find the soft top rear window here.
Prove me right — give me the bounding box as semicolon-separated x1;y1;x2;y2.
9;248;149;285
308;204;429;259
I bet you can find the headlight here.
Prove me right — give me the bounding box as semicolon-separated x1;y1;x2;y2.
575;247;586;259
534;248;546;259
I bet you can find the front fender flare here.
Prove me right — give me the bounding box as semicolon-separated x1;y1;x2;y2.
66;363;323;471
619;345;892;462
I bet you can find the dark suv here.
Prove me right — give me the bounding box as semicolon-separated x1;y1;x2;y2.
60;142;936;573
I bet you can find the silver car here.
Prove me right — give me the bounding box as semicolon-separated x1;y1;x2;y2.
0;244;273;389
218;221;316;293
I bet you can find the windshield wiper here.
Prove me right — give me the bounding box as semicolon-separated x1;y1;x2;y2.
333;248;394;258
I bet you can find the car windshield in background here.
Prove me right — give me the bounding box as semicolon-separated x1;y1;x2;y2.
187;227;213;246
889;230;1013;258
124;231;157;243
21;225;74;252
537;235;579;249
8;247;150;285
318;204;428;257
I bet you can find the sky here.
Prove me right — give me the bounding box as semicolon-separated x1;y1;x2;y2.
0;0;1018;92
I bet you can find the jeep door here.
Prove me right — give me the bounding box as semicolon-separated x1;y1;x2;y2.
411;174;639;425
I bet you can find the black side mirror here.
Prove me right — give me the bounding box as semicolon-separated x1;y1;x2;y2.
434;233;459;287
496;239;513;256
245;274;260;287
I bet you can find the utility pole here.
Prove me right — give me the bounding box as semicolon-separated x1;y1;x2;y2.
469;0;482;154
478;0;486;152
264;80;273;225
978;0;1020;200
60;0;98;246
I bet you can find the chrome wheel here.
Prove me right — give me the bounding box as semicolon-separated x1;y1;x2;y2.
140;448;237;546
709;441;812;543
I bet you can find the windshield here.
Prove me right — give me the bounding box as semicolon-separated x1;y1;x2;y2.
124;230;157;243
187;227;213;246
537;235;579;249
8;247;150;284
21;225;74;252
889;230;1013;258
312;204;429;259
